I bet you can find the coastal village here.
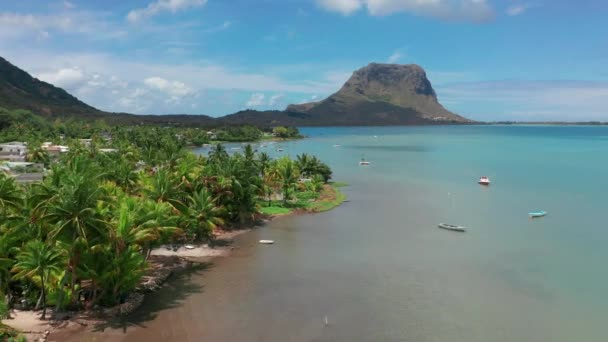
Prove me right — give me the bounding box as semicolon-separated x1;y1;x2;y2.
0;137;117;183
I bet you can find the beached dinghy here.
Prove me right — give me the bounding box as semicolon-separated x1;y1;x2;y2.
259;240;275;244
438;223;467;232
529;211;547;218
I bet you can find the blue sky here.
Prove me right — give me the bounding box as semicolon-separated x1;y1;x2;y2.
0;0;607;121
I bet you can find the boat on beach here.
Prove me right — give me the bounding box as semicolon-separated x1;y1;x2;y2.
259;240;274;244
478;176;491;185
438;223;467;232
529;211;547;218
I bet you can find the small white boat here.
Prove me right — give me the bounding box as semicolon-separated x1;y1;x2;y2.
230;147;241;150
259;240;275;244
529;211;547;218
478;176;490;185
333;144;341;147
438;223;467;232
359;158;370;166
276;148;284;152
184;244;195;250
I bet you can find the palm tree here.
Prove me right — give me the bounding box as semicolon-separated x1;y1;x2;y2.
258;152;271;177
12;240;65;319
182;188;224;240
26;145;50;167
208;144;228;165
295;153;314;178
40;165;106;308
0;173;22;215
140;168;185;210
277;158;299;205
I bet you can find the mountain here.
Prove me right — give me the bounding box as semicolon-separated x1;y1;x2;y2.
0;56;216;126
283;63;467;125
0;56;468;126
221;63;468;126
0;56;104;119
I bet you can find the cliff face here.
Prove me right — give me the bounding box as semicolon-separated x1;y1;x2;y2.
286;63;467;124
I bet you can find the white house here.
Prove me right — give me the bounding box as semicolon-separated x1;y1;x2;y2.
0;142;27;161
0;142;27;155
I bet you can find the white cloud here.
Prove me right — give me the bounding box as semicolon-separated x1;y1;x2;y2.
269;93;285;106
246;93;266;107
118;88;149;112
127;0;207;23
316;0;363;15
387;51;402;63
0;49;349;115
506;3;531;16
36;67;86;90
0;12;73;32
316;0;495;22
0;11;126;41
144;76;194;97
63;1;75;9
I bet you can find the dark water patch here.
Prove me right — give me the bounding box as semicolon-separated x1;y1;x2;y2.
344;145;432;152
92;263;212;333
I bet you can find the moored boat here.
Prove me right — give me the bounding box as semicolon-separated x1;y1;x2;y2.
478;176;491;185
529;211;547;218
259;240;275;244
438;223;467;232
359;158;370;166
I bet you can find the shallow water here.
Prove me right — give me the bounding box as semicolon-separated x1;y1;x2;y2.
62;126;608;341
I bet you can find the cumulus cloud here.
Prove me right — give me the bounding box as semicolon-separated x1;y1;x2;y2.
1;50;347;115
144;76;194;97
127;0;207;23
63;1;75;9
246;93;266;107
506;3;531;16
316;0;363;15
36;67;86;90
316;0;495;22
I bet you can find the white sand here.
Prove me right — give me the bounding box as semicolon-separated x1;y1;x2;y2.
150;229;250;258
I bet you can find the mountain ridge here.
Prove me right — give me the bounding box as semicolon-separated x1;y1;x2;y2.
0;56;469;126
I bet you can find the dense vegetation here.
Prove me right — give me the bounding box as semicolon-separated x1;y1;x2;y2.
0;120;331;322
0;108;303;145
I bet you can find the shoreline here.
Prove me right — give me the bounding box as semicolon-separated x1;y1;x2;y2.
6;183;346;341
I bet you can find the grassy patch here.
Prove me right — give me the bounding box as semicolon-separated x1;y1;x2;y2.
307;184;346;212
259;206;292;215
330;181;349;188
258;183;347;216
